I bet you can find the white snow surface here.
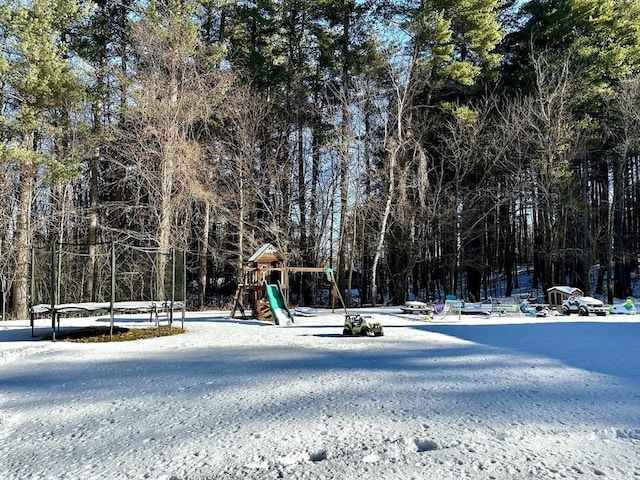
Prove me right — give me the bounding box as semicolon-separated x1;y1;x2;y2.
1;308;639;480
272;307;293;326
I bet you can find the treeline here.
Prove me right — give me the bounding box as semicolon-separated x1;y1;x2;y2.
1;0;639;318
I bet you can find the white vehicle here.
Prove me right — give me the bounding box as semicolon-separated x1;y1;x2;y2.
561;295;606;316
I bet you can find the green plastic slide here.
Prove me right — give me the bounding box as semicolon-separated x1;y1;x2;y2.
263;280;294;325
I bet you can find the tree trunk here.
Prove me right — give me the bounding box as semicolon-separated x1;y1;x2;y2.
236;157;245;276
12;163;34;320
84;95;102;302
371;140;397;306
198;201;211;309
336;1;351;297
309;119;321;266
503;202;514;297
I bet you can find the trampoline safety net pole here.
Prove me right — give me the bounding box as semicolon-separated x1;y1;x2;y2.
170;247;175;335
109;243;115;341
30;248;35;337
51;243;57;341
182;250;186;329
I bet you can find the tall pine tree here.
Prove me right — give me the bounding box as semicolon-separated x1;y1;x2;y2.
0;0;84;319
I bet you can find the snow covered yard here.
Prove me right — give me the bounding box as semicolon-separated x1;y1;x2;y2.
1;309;639;480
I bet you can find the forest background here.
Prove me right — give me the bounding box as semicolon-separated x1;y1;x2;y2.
1;0;639;319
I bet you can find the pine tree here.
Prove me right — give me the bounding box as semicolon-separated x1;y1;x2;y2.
0;0;84;319
504;0;640;296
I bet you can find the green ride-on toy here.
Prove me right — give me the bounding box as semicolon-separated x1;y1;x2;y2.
342;313;384;337
324;268;384;337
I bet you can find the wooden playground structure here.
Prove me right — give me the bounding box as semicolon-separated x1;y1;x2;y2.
230;243;342;323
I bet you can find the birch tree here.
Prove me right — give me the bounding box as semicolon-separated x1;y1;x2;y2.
367;0;504;303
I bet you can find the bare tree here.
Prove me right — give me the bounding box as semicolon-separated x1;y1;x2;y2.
369;56;425;306
110;7;233;299
509;55;586;292
0;164;18;319
217;85;290;273
604;77;640;300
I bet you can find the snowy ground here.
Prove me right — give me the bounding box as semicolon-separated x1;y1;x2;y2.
1;308;639;480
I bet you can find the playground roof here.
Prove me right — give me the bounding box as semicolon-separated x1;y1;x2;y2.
248;243;284;263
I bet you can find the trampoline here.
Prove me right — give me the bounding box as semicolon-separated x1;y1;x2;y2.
29;242;186;341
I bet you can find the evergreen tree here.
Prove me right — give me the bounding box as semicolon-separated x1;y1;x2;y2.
505;0;640;99
0;0;84;319
504;0;640;296
376;0;505;301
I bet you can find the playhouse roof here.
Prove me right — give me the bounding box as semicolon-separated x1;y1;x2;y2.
547;286;583;296
248;243;284;263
